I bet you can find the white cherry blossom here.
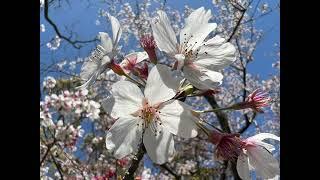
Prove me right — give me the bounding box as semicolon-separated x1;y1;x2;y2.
151;7;236;90
237;133;280;180
78;14;122;89
105;64;198;164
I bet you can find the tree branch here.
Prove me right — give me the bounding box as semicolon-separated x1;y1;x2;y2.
44;0;98;49
204;95;231;133
238;112;257;134
40;139;56;167
51;154;64;180
227;8;246;42
160;164;180;180
123;144;145;180
204;95;240;180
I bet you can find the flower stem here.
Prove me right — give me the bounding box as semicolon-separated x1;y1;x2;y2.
124;74;145;88
197;106;234;113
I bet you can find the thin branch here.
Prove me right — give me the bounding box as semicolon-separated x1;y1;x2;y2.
238;112;257;134
40;139;56;166
51;154;64;180
227;8;247;42
44;0;98;49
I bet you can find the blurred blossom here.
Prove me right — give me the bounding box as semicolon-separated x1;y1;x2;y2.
40;24;45;32
46;35;61;50
43;76;56;89
68;61;76;70
56;60;67;70
95;19;101;26
261;3;269;13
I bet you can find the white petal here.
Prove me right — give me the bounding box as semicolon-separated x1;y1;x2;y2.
143;128;175;164
101;95;115;115
247;133;280;152
237;153;251;180
80;60;99;81
252;141;277;152
121;51;148;65
247;146;280;179
248;133;280;142
101;55;111;65
78;60;106;89
183;65;223;90
194;36;236;71
185;7;212;26
135;51;149;63
159;100;198;138
144;64;180;104
180;7;216;51
108;14;122;46
151;10;177;55
268;175;280;180
111;81;143;118
99;32;113;53
78;56;111;89
106;116;143;159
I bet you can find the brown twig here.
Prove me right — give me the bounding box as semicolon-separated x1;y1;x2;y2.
160;164;180;180
51;154;64;180
44;0;98;49
227;7;247;42
123;144;146;180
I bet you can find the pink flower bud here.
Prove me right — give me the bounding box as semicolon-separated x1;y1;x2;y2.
109;60;126;76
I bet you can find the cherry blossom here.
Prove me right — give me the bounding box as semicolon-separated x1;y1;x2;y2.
106;64;198;164
78;14;122;89
237;133;280;180
151;7;236;90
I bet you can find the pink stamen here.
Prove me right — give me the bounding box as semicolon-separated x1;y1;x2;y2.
131;98;163;135
209;130;245;161
140;35;157;63
234;89;271;113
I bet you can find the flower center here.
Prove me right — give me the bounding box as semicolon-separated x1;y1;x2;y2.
211;132;245;161
131;98;163;136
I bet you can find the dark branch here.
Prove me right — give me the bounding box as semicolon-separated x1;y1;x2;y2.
227;8;247;42
204;95;231;133
44;0;98;49
51;154;64;180
40;139;56;167
123;144;146;180
238;112;257;134
160;164;180;180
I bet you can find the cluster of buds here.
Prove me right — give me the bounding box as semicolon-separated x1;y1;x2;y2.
109;55;149;81
117;158;129;168
40;88;101;121
55;124;84;150
43;76;57;90
92;168;116;180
